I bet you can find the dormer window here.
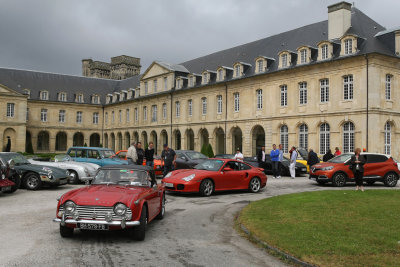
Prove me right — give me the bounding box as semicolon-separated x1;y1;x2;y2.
189;76;194;87
218;69;223;81
300;49;307;64
107;94;112;103
40;91;48;100
23;89;30;99
257;60;264;73
344;38;352;55
176;78;182;89
92;95;100;104
59;92;67;102
202;72;208;84
321;44;329;60
76;93;84;103
234;64;241;77
281;54;288;68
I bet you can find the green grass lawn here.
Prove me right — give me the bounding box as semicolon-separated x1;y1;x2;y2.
238;190;400;267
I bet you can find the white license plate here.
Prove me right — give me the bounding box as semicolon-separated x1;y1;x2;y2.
1;186;11;192
78;223;108;230
165;183;173;187
302;168;307;171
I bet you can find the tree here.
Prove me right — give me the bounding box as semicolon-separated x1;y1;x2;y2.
201;144;208;157
26;139;34;154
84;143;87;147
207;144;214;158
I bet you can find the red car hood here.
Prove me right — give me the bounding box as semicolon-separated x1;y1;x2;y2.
163;169;216;181
63;185;148;206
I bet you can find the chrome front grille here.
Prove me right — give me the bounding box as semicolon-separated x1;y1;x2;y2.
59;205;132;220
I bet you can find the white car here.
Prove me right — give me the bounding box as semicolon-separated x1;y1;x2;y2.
28;155;99;183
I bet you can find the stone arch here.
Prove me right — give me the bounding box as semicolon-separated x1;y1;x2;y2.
37;131;50;151
185;129;195;150
199;128;209;149
90;133;101;147
25;131;33;153
133;131;139;143
214;127;225;155
160;130;168;147
117;132;123;151
230;127;242;153
251;125;265;156
73;132;84;147
110;133;116;151
150;131;157;152
173;129;181;150
3;128;16;152
55;132;67;151
104;133;109;148
124;132;130;149
141;131;148;147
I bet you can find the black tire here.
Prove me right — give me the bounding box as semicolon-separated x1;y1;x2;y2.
332;173;346;187
366;181;375;186
383;173;398;187
24;173;42;190
60;225;74;238
155;194;165;220
248;177;261;193
68;170;79;184
199;179;214;197
130;205;147;241
6;174;21;193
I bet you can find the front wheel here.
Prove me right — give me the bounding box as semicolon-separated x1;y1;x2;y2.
130;205;147;241
60;225;74;238
24;173;42;190
68;170;79;184
199;179;214;197
383;173;398;187
249;177;261;193
332;173;346;187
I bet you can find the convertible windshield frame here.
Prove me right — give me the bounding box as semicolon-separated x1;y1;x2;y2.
92;168;150;187
0;153;30;165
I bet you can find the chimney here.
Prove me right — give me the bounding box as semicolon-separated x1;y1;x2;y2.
328;1;352;40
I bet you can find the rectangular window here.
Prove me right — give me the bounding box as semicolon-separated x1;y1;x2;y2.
59;110;65;123
176;79;181;89
134;108;138;122
189;76;194;87
343;75;353;100
144;82;148;95
256;90;263;110
92;95;100;104
105;112;108;124
300;49;307;64
41;109;47;122
217;95;223;114
385;74;392;100
203;73;208;84
126;109;130;122
188;99;193;116
77;94;84;103
281;54;288;68
59;93;67;102
202;98;207;115
6;103;15;117
152;105;157;122
76;111;82;124
299;82;307;105
280;85;288;107
164;77;168;90
112;111;115;123
234;93;240;112
218;69;223;81
162;103;167;119
119;110;122;123
235;65;241;77
154;79;157;92
41;91;48;100
321;44;328;60
320;79;329;103
258;60;264;72
344;39;353;55
93;112;99;124
176;101;180;117
143;106;147;121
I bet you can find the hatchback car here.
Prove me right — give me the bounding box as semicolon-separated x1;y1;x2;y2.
309;153;400;187
175;150;208;169
67;147;127;167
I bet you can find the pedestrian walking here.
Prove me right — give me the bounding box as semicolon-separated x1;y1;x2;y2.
289;146;298;179
257;146;266;169
278;144;284;179
136;142;145;165
161;144;176;177
270;144;280;178
145;142;155;167
307;148;319;167
349;148;366;191
127;142;138;165
234;148;244;161
334;147;342;156
323;149;334;162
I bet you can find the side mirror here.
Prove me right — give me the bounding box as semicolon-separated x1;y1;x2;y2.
223;167;233;172
7;159;15;169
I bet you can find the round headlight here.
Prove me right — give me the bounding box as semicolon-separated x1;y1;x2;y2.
64;201;76;213
165;172;172;178
114;203;127;216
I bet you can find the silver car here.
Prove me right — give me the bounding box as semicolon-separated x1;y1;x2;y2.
28;155;99;184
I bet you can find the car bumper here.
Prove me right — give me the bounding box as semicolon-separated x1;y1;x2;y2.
43;177;69;185
53;218;140;229
163;181;199;192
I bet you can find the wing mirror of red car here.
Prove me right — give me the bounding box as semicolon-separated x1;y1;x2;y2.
223;167;233;172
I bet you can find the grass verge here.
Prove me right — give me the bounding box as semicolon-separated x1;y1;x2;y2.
238;190;400;267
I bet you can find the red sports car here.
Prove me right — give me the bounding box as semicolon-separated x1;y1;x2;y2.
162;159;267;196
53;165;165;241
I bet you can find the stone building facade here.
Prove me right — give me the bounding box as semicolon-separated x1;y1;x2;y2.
0;2;400;159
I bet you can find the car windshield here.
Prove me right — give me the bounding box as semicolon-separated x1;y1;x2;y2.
101;150;116;158
92;169;150;186
54;154;72;162
194;159;224;171
328;154;352;163
215;154;235;159
186;152;208;160
0;153;30;165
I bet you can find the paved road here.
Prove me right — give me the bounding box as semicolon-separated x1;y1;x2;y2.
1;176;398;267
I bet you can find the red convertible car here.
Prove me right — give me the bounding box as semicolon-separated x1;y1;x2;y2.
53;165;165;241
162;159;267;196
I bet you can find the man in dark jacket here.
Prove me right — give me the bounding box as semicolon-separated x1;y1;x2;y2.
307;148;320;167
257;146;266;168
145;142;155;167
136;142;145;165
161;144;176;177
323;149;334;162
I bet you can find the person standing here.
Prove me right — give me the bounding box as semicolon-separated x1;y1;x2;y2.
5;136;11;152
270;144;280;179
323;149;334;162
307;149;319;168
161;144;176;177
278;144;284;179
257;146;266;169
127;142;138;165
334;147;342;156
136;142;145;165
289;146;298;179
349;148;366;191
234;148;244;161
145;142;155;167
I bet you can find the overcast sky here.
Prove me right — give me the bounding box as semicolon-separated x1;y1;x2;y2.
0;0;398;76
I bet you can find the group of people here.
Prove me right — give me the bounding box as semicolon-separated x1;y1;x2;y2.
257;144;293;178
126;142;177;177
